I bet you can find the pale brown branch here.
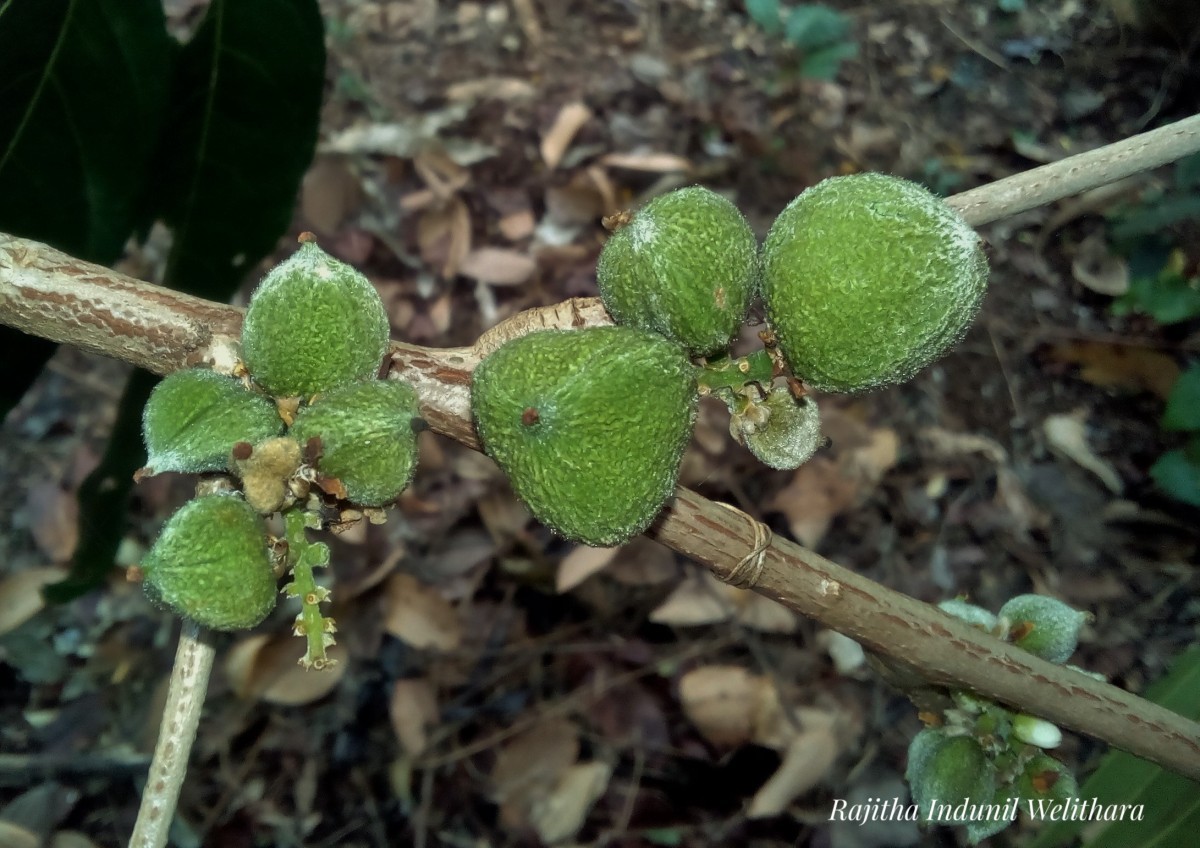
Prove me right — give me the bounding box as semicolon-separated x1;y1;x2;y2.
5;116;1200;796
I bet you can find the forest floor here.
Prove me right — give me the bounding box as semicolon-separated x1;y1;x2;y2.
1;1;1198;847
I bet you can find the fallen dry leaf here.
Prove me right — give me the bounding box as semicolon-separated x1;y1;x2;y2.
0;566;67;636
417;197;472;279
607;537;677;586
1044;411;1124;494
768;456;858;548
747;716;839;818
26;481;78;563
541;102;593;169
224;634;347;705
389;678;439;757
650;571;733;626
459;247;538;286
599;151;692;172
1071;232;1129;296
383;573;464;651
300;155;362;236
679;665;762;748
556;545;619;593
491;718;580;817
817;630;867;675
529;761;612;845
1046;341;1180;399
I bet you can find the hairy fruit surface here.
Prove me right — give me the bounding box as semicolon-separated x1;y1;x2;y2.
471;326;698;546
139;495;277;630
289;379;421;507
142;368;283;475
733;387;822;470
762;173;989;393
597;186;758;358
241;240;391;398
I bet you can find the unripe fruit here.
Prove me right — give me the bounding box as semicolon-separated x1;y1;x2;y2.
289;379;421;507
471;326;698;546
762;173;989;393
597;186;758;358
999;594;1089;664
142;368;283;475
139;495;277;630
907;732;996;823
938;599;999;633
241;239;391;398
1015;753;1078;802
731;387;822;470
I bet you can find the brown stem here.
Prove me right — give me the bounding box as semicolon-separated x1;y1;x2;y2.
5;115;1200;786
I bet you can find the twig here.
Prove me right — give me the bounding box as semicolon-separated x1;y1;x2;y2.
4;117;1200;833
128;621;215;848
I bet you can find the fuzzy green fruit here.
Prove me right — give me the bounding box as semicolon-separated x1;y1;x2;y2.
732;387;822;470
907;732;996;823
289;379;421;507
762;173;989;393
999;594;1089;664
938;599;999;633
241;240;391;398
471;326;698;546
142;368;283;475
140;495;277;630
597;186;758;358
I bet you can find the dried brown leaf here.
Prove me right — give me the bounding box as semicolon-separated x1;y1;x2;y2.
529;761;612;845
0;567;67;636
491;718;579;805
459;247;538;286
1044;410;1123;493
747;718;839;817
541;102;593;169
607;537;677;586
1046;341;1180;399
389;678;439;756
382;573;464;651
300;155;362;236
556;545;620;593
417;197;472;279
650;572;734;626
600;151;692;172
679;665;762;748
768;456;858;548
26;482;78;563
224;634;347;705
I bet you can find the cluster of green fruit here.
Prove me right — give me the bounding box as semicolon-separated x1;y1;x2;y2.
136;240;421;658
473;174;988;547
907;595;1091;843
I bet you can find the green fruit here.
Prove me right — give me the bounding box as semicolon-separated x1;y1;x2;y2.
1015;753;1078;802
596;186;758;358
762;173;989;393
732;387;822;470
471;326;698;546
289;379;421;507
907;733;996;823
140;495;277;630
999;594;1088;664
241;240;391;398
142;368;283;475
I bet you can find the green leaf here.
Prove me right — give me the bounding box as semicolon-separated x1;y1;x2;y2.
998;0;1027;12
1029;648;1200;848
744;0;782;34
1163;366;1200;432
0;0;171;262
151;0;325;299
1174;152;1200;190
799;40;858;79
1150;446;1200;507
0;0;171;417
1110;193;1200;242
1112;270;1200;324
783;4;852;51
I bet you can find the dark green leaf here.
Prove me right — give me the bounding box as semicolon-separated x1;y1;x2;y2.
1150;447;1200;507
1112;270;1200;324
784;4;852;51
799;40;857;79
0;0;171;263
1174;152;1200;190
152;0;325;299
1110;193;1200;242
1162;366;1200;432
1029;648;1200;848
745;0;783;34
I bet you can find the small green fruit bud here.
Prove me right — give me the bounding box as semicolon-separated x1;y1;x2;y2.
732;387;822;470
289;379;421;507
938;599;999;632
471;326;698;546
1012;714;1062;750
139;495;277;630
597;186;758;357
142;369;283;475
907;732;996;823
999;594;1089;664
241;240;391;398
762;173;989;393
1015;753;1078;802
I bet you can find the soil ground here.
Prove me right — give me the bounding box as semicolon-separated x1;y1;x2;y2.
2;1;1198;847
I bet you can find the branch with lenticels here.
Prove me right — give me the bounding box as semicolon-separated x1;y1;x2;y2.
3;119;1200;844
